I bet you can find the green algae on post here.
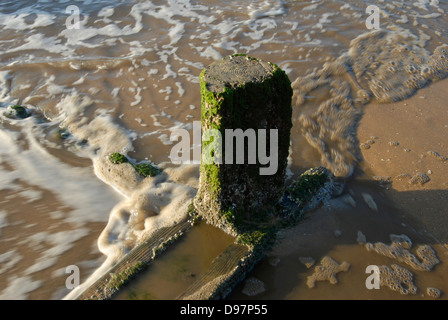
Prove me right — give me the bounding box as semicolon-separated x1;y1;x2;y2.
108;152;160;178
287;167;330;205
235;228;275;252
187;201;200;226
285;166;333;216
194;54;293;235
278;166;341;227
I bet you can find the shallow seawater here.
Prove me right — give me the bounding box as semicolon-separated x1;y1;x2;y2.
0;0;447;299
113;221;235;300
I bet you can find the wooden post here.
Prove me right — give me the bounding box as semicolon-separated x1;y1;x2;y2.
194;54;293;234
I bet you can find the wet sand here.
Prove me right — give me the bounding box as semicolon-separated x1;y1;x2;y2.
228;78;448;300
357;78;448;245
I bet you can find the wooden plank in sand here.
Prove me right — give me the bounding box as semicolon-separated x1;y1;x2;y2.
75;219;192;300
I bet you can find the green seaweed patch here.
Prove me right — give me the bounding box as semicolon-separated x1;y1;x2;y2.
222;206;272;232
106;261;147;291
286;167;330;207
5;105;30;119
236;230;266;247
236;228;276;252
223;208;237;226
109;152;129;164
109;153;160;178
220;199;282;240
133;162;160;178
231;211;278;250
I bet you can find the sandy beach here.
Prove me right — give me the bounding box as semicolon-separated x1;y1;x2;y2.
1;0;447;300
358;78;448;245
227;77;448;300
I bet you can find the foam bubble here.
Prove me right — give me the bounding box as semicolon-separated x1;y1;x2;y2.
7;33;73;56
98;7;115;19
378;264;417;295
306;256;350;288
0;210;7;236
0;127;120;226
242;277;266;296
24;228;90;275
94;162;197;268
247;0;286;20
0;250;22;275
0;12;56;30
366;234;440;272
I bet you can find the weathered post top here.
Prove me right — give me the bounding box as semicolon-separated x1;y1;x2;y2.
202;54;276;93
194;54;293;235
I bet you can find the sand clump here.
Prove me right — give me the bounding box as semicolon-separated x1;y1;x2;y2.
378;264;417;295
372;176;392;186
241;277;266;297
357;232;429;297
427;150;448;162
360;139;376;150
391;172;431;185
408;172;431;185
388;141;400;147
426;287;442;299
360;143;371;150
306;256;350;288
366;234;439;272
